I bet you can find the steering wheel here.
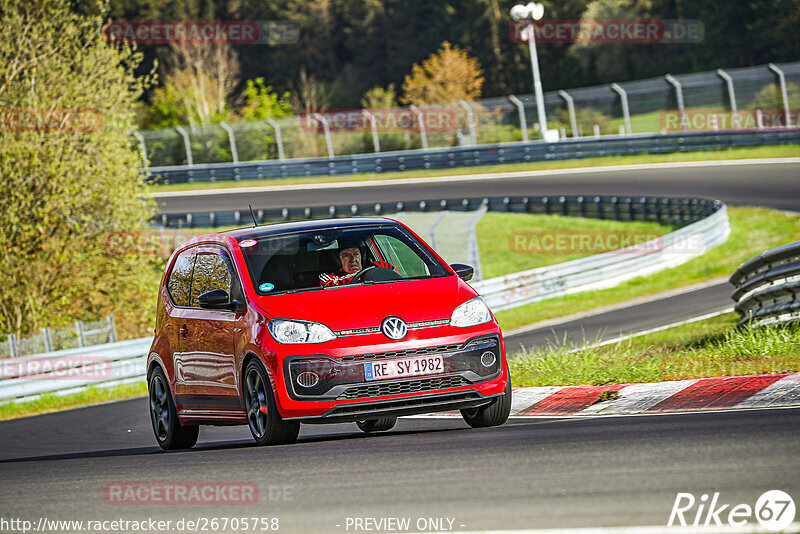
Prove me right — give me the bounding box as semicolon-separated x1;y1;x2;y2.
349;265;377;282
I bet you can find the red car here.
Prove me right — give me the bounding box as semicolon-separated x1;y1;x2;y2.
147;217;511;450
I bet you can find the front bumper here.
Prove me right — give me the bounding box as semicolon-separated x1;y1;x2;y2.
283;335;502;400
284;390;502;423
271;332;507;420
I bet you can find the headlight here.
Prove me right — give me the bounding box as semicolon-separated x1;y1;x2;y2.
450;297;492;327
268;319;336;344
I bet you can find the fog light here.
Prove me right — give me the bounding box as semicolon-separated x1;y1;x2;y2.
480;351;496;368
297;371;319;388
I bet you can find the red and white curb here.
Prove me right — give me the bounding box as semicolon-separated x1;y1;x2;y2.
508;372;800;416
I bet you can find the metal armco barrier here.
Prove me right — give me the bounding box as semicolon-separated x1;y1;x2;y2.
148;129;800;185
157;195;722;229
472;200;729;311
0;338;151;403
730;241;800;327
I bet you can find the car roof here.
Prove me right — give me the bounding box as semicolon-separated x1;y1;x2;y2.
223;217;400;241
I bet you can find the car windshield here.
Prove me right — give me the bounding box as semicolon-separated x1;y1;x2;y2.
238;224;450;295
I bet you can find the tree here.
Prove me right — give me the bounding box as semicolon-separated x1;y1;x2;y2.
0;0;156;338
142;42;240;128
401;42;484;105
361;85;398;109
238;78;293;121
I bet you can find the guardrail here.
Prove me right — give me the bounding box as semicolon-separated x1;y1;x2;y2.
473;199;728;311
2;195;728;403
0;338;151;404
148;129;800;185
158;194;722;229
730;241;800;327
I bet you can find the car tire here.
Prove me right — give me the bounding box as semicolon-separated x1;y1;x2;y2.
356;417;397;433
243;360;300;446
149;367;199;450
461;364;512;428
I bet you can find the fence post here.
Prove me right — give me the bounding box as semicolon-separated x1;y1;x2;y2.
311;113;334;159
508;95;528;142
174;126;194;166
8;334;18;357
132;132;148;168
458;100;477;146
558;90;578;137
716;69;741;129
610;83;632;135
219;121;239;163
265;118;285;160
664;74;687;132
362;110;381;153
107;315;118;343
768;63;793;128
409;106;429;150
76;321;86;348
42;327;53;353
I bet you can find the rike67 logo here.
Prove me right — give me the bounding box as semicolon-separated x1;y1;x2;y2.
669;490;795;531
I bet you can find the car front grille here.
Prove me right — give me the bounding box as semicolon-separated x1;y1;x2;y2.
336;376;469;400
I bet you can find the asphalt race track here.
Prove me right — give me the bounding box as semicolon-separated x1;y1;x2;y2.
155;160;800;214
0;400;798;531
504;280;734;353
1;160;798;532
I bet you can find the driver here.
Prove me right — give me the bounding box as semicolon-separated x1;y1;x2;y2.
318;237;393;286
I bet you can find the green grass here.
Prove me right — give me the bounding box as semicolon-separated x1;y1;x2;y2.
0;381;147;421
509;313;800;387
146;143;800;193
476;213;674;279
495;206;800;332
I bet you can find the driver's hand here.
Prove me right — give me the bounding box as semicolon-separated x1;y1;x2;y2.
319;272;357;286
372;259;393;270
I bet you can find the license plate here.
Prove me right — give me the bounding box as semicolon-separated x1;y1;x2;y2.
364;355;444;381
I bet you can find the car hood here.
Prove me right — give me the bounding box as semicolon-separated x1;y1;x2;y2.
254;276;476;331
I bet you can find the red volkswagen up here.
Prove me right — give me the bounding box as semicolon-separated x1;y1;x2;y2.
147;218;511;450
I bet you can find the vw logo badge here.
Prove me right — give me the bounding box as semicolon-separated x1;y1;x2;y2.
381;316;408;340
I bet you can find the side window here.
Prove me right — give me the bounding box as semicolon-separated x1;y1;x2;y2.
190;251;234;307
167;249;195;307
374;235;429;278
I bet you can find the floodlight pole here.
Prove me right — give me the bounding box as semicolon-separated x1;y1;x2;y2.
524;22;548;138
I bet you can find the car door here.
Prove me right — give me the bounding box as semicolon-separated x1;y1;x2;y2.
174;245;241;406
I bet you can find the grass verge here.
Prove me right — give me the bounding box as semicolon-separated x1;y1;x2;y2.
477;212;674;278
509;313;800;387
146;144;800;193
495;206;800;331
0;381;147;421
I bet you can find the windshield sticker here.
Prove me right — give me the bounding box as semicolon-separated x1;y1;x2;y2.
240;239;257;248
259;282;275;292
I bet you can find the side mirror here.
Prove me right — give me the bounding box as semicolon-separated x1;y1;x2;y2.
450;263;474;282
198;289;231;309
